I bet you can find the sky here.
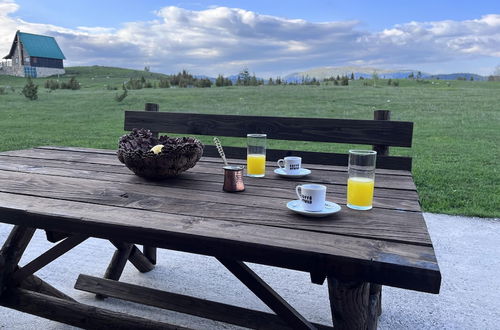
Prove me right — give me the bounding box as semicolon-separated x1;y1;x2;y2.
1;0;500;77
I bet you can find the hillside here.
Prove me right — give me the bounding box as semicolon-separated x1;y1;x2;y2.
63;66;169;79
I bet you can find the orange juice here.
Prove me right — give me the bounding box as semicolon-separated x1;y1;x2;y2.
247;154;266;177
347;177;375;209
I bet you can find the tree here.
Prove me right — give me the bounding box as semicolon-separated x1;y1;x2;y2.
215;74;224;87
22;78;38;100
408;72;414;79
350;72;355;80
237;68;251;86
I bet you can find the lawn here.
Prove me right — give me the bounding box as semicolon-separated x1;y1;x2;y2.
0;66;498;218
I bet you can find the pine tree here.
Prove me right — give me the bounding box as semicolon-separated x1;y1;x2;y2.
22;78;38;100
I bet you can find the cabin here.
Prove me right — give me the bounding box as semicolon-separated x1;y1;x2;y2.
1;30;65;78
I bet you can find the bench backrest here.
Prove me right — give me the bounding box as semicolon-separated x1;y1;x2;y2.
124;103;413;170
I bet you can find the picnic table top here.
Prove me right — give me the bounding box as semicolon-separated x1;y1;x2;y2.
0;146;441;294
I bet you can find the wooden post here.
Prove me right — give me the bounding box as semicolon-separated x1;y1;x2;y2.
145;103;160;139
0;226;36;295
327;276;371;330
373;110;391;156
97;243;134;299
367;284;382;330
143;103;159;265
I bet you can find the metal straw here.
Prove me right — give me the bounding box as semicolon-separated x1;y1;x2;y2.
213;137;228;166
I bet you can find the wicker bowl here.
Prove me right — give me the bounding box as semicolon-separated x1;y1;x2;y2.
118;128;204;179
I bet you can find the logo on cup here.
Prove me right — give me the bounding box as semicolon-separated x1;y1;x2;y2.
300;194;312;204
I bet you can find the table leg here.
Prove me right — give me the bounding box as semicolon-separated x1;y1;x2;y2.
327;276;372;330
367;284;382;330
0;226;36;295
143;246;157;265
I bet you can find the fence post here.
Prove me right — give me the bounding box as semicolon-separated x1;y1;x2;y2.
372;110;390;156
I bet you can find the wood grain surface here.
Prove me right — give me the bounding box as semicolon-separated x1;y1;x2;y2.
0;147;441;294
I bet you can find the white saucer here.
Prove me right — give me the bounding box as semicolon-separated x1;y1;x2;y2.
274;168;311;178
286;200;341;217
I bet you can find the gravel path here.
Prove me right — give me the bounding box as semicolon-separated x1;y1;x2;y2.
1;213;499;329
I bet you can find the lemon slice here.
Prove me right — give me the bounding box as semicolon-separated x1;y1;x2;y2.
150;144;164;154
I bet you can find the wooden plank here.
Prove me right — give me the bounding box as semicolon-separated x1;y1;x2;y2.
34;146;413;176
0;156;420;207
202;145;412;171
0;149;415;190
11;235;88;284
1;147;414;185
0;170;431;245
218;258;316;329
0;288;189;330
124;111;414;147
0;193;441;293
75;274;333;330
0;153;418;197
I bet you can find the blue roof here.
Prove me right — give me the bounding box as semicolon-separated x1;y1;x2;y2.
18;32;65;60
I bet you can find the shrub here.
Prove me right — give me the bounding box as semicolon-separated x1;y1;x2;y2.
114;85;128;102
0;87;6;95
44;79;60;90
22;78;38;100
125;78;143;90
61;77;80;90
158;78;170;88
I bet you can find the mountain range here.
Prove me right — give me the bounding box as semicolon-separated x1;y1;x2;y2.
282;66;487;82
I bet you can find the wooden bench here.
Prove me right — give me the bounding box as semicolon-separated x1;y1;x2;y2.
125;103;413;170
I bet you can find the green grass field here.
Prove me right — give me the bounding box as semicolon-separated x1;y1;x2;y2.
0;66;499;217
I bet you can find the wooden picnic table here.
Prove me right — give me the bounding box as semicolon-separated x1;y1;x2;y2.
0;146;441;329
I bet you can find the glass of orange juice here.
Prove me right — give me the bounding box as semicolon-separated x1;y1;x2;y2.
247;134;266;177
347;150;377;210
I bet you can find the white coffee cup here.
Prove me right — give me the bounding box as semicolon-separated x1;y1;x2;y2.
277;156;302;174
295;184;326;212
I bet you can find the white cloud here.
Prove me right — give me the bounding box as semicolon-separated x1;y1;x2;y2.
1;1;499;76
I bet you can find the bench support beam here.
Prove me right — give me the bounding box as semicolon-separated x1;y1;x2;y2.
218;258;316;330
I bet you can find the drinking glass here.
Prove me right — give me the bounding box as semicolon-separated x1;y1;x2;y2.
347;150;377;210
247;134;266;177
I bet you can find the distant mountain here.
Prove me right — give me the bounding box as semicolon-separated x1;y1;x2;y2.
283;66;428;82
428;73;486;81
283;66;486;82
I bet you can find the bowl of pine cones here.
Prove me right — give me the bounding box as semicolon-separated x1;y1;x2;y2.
118;128;204;179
